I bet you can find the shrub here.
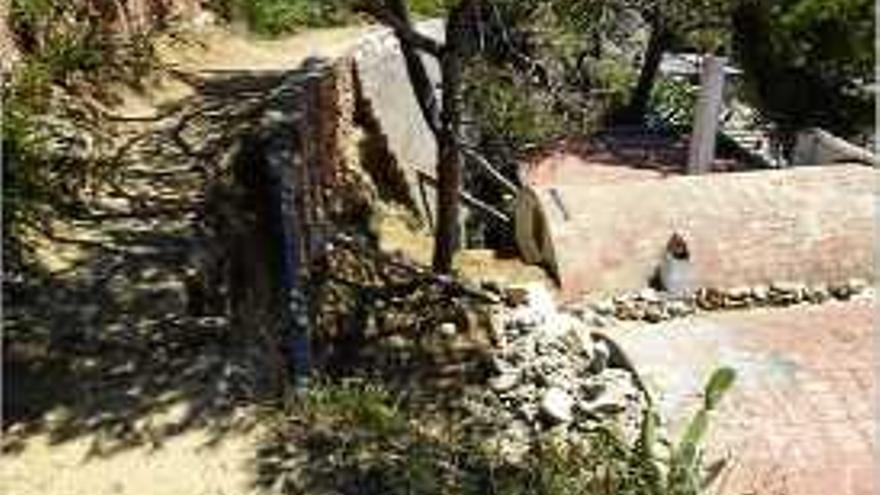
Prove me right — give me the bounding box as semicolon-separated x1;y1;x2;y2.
3;0;159;269
233;0;356;36
648;76;699;128
217;0;447;37
255;367;736;495
463;62;569;153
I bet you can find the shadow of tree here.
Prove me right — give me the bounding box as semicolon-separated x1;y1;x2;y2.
525;125;766;179
2;61;331;457
3;48;508;494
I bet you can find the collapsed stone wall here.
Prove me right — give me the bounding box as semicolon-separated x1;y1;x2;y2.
221;23;447;372
297;21;445;227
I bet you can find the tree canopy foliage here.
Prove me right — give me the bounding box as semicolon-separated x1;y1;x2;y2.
732;0;874;138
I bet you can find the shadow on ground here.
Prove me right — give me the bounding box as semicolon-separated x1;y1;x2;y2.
2;52;503;495
527;125;768;177
1;61;334;457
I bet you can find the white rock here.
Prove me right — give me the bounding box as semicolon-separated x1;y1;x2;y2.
591;300;616;316
191;10;217;29
523;283;558;316
495;423;532;464
659;257;694;297
490;372;520;393
591;340;611;373
638;288;662;303
508;306;544;331
489;356;513;374
854;287;877;301
383;335;409;350
439;322;457;337
848;278;869;293
666;300;692;317
540;387;574;424
643;305;666;323
726;286;751;299
583;369;640;416
806;284;830;302
770;281;805;295
543;313;582;339
751;284;770;301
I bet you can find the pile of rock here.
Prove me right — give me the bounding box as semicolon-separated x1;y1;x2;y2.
566;278;873;325
465;284;647;462
462;277;873;462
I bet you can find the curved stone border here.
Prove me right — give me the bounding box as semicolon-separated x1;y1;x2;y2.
568;278;874;326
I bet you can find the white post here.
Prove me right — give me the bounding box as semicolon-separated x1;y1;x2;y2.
688;55;726;174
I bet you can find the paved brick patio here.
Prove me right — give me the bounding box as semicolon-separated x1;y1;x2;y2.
609;298;876;494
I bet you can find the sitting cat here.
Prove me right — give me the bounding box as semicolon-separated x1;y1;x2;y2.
657;232;694;298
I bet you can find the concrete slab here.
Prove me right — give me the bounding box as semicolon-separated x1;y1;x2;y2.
515;164;877;299
608;299;877;494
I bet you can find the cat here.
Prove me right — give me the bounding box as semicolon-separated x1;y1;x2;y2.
656;232;694;298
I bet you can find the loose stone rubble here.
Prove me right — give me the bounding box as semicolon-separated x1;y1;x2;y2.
461;277;874;463
464;283;647;463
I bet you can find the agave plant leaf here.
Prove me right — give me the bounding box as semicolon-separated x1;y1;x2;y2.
701;457;729;490
638;408;666;494
703;367;736;411
640;409;659;459
678;409;708;459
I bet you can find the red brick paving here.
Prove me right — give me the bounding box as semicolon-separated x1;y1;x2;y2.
609;299;876;495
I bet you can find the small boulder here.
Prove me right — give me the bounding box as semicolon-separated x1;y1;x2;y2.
830;282;853;300
503;287;530;307
643;304;666;323
563;328;595;361
489;371;521;393
591;299;616;316
638;288;662;303
666;300;693;317
590;340;611;374
805;284;830;304
848;278;868;293
439;322;458;337
540;387;574;425
751;284;770;302
726;286;752;299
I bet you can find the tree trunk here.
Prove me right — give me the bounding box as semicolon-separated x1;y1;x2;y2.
432;41;464;274
432;0;476;273
369;0;474;273
622;20;670;123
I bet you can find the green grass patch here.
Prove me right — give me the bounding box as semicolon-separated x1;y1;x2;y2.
220;0;448;37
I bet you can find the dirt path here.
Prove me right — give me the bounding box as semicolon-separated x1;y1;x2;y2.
2;427;261;495
2;25;368;495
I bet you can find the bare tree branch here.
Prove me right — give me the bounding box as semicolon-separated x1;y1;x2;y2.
455;135;520;195
353;2;445;57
